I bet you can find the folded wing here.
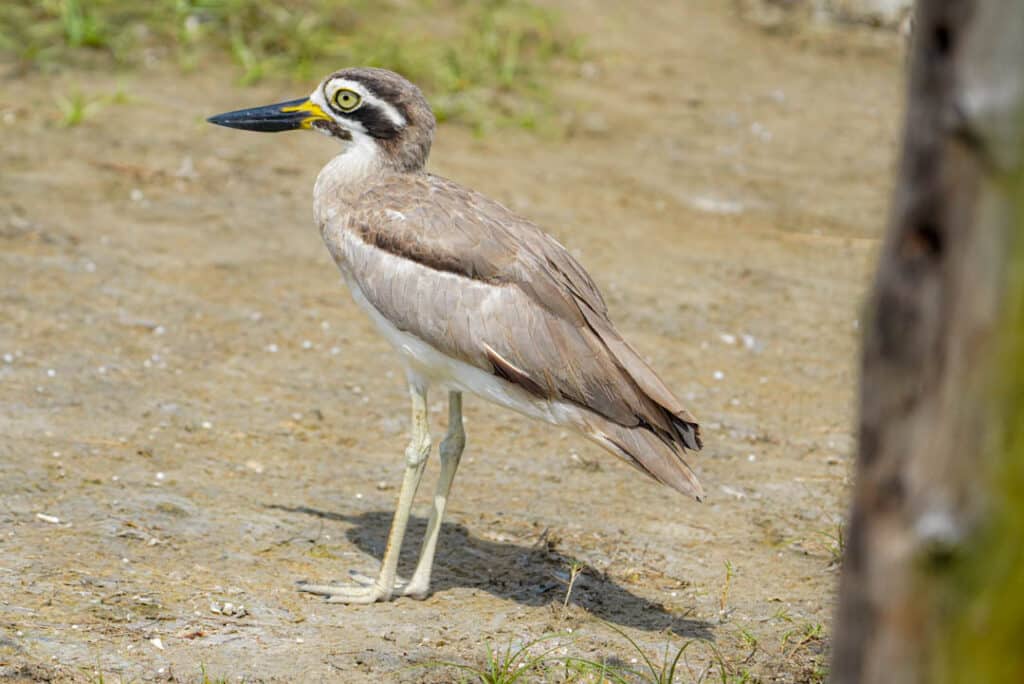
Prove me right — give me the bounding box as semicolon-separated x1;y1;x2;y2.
332;173;704;499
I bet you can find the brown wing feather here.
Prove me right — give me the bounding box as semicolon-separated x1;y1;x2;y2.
336;173;703;497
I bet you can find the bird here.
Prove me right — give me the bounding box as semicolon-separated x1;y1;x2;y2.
208;67;704;604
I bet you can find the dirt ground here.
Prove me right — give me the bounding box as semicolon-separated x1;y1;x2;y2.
0;1;903;681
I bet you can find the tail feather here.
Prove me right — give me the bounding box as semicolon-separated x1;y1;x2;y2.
671;414;703;451
577;304;703;451
570;294;704;499
583;413;705;501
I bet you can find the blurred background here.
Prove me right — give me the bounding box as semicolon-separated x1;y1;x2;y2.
1;1;908;681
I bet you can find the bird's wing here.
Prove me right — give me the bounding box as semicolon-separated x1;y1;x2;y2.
330;174;702;495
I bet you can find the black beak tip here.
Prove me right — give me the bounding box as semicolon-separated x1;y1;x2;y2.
206;113;233;128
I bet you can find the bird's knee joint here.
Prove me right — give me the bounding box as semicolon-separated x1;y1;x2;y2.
439;431;465;460
405;438;431;467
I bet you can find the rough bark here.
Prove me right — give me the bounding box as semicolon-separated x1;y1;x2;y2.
832;1;1024;682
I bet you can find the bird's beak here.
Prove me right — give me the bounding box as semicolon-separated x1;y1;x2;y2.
206;97;330;132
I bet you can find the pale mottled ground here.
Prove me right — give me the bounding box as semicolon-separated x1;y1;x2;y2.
0;1;902;681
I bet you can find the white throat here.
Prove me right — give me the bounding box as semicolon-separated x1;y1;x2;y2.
313;131;385;210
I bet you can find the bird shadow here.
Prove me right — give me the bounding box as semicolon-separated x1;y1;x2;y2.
267;504;712;640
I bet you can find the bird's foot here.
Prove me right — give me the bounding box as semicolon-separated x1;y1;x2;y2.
297;570;430;603
297;580;390;604
350;571;430;599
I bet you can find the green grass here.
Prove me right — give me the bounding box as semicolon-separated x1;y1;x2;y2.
199;664;232;683
566;622;695;684
817;522;846;567
780;622;823;660
423;633;570;683
52;84;131;126
55;90;102;126
0;0;579;130
91;664;231;683
418;620;799;683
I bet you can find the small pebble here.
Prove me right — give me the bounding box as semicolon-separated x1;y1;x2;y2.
719;333;736;345
301;340;313;349
330;346;342;355
713;370;725;381
721;485;746;500
748;454;757;462
751;121;773;142
265;343;278;353
46;369;56;377
174;155;197;179
201;421;213;429
36;513;60;524
155;472;165;480
130;188;145;202
3;353;13;363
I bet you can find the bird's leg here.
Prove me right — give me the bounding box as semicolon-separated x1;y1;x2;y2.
399;391;465;599
298;382;431;604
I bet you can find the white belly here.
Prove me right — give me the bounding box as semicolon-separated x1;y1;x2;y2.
342;272;580;428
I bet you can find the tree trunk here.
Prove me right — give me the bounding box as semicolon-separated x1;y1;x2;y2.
832;1;1024;682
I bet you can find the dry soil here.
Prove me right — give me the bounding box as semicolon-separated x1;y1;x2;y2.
0;1;902;681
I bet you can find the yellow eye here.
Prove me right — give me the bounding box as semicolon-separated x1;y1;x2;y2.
333;89;362;112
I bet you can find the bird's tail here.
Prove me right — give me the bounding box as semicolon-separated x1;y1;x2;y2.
580;412;705;501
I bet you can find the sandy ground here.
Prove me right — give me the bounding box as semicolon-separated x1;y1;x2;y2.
0;1;903;681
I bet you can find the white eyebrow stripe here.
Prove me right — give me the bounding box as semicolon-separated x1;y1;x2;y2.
327;78;407;127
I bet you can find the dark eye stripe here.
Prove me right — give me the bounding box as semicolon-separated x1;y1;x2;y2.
349;105;401;139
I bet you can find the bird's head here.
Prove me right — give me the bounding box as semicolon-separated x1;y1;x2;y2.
207;67;436;173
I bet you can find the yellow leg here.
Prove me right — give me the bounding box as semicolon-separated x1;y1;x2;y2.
298;382;431;604
401;391;464;599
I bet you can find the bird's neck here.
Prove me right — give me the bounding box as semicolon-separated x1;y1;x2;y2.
314;136;387;206
313;135;426;230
